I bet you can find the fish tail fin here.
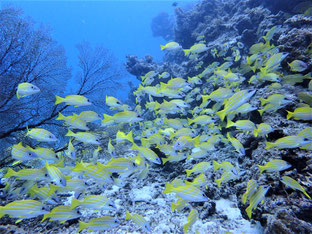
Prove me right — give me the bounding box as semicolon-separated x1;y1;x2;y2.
171;202;177;212
41;213;49;223
286;110;293;120
3;168;16;178
163;182;174;194
130;142;138;150
103;114;112;122
54;95;64;105
56;112;65;120
184;49;190;56
70;198;81;209
215;178;222;188
303;191;311;199
65;129;75;137
78;221;89;232
126;130;134;143
16;92;21;99
125;210;132;220
258;165;265;174
160;82;167;91
169;132;175;140
160;45;165;50
245;205;252;219
183;223;189;234
259;98;266;106
242;192;247;204
226;118;234;128
258;109;265;116
213;160;221;172
185;169;192;177
72;161;85;172
187;117;193;125
216;109;226;121
161;157;169;165
253;128;259;137
265;141;274;149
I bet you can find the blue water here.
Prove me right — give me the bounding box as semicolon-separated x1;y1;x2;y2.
1;0;185;100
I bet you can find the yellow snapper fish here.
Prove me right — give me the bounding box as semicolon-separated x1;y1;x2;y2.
70;195;116;210
183;209;199;234
174;135;200;151
288;60;308;72
185;173;208;187
227;133;245;156
26;127;58;142
131;142;161;164
126;210;151;232
11;142;37;162
141;70;156;81
164;183;208;202
108;138;117;157
184;43;208;56
28;146;58;162
45;161;66;187
0;200;49;222
245;186;269;219
262;52;288;72
171;198;188;212
29;184;59;205
16;82;40;99
78;216;120;232
66;129;100;145
286;106;312;121
41;205;80;224
265;136;311;149
258;159;291;174
161;77;189;89
55;94;91;107
97;158;137;173
213;160;234;172
105;95;122;107
242;179;258;204
215;168;239;187
160;41;182;51
216;89;256;121
259;94;292;106
104;111;143;124
73;111;101;122
185;162;210;177
253;123;273;137
4;167;48;181
226;119;256;132
158;71;170;79
281;176;311;199
56;112;89;131
161;152;186;164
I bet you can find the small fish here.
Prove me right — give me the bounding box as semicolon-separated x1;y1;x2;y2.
56;179;87;197
286;107;312;121
164;118;184;129
297;127;312;140
288;60;308;72
161;153;186;164
242;179;258;204
183;209;198;234
227;133;245;156
97;158;137;173
45;161;66;187
74;111;101;122
184;43;208;56
258;159;291;174
105;111;143;124
78;216;120;232
215;168;239;187
188;115;216;126
158;71;170;79
56;113;89;131
66;129;100;145
4;167;47;181
185;162;210;177
161;78;189;89
0;200;49;221
108;138;116;157
70;195;116;210
116;130;134;144
141;71;156;81
281;176;311;199
92;146;102;161
65;139;76;159
126;210;151;232
41;205;80;223
55;95;91;107
260;94;292;106
245;186;269;219
226;119;256;132
262;25;280;42
11;142;37;162
171;198;188;212
26;127;58;142
131;143;161;164
29;184;59;205
213;160;234;172
174;135;200;151
216;89;256;121
265;136;311;149
185;173;208;187
164;183;208;202
263;52;288;72
160;42;182;51
16;83;40;99
170;128;197;139
253;123;273;137
29;146;58;162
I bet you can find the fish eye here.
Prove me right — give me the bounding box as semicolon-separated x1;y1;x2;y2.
132;162;136;167
45;173;48;177
84;182;88;185
303;138;310;141
114;219;119;223
41;206;46;210
56;155;59;159
28;152;32;156
116;101;120;104
49;135;52;138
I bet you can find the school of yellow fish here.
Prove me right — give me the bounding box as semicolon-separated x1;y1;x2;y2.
1;25;312;233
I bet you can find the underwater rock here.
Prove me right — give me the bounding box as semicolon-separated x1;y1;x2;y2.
151;12;174;41
125;54;158;78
